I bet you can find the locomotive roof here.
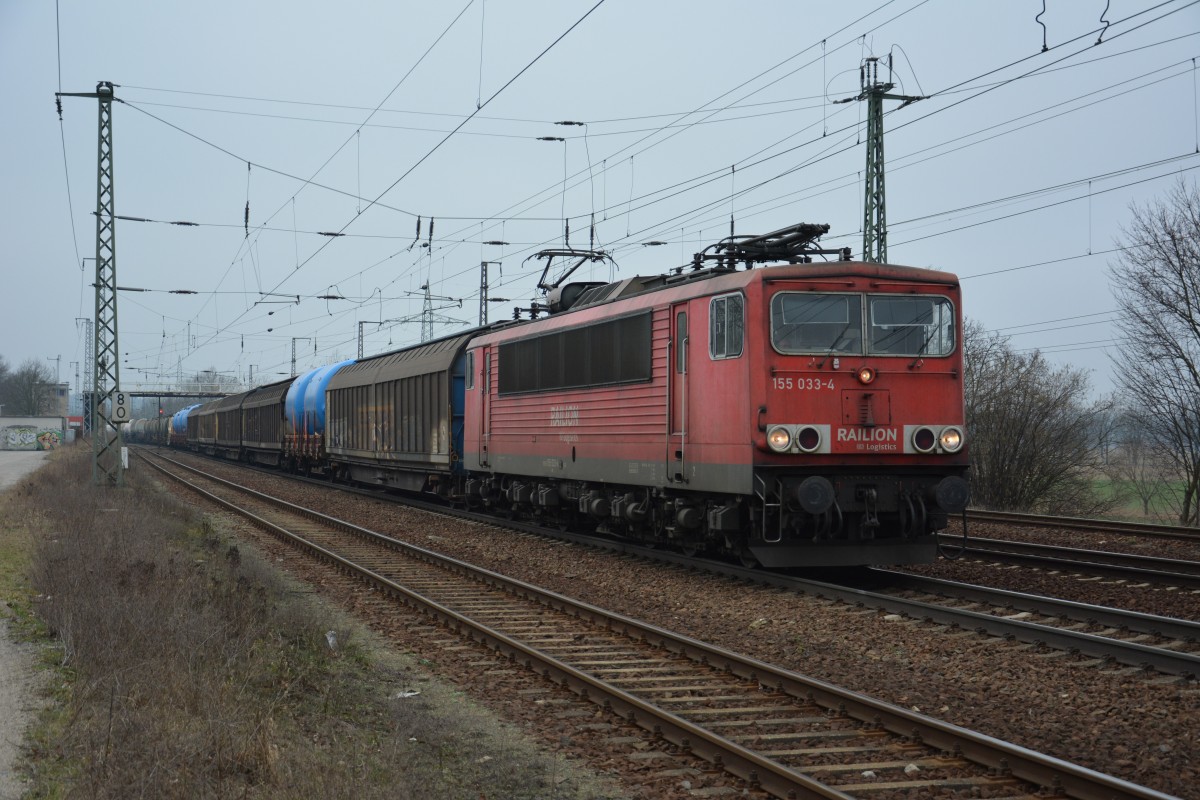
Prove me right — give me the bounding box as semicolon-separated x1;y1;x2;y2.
565;259;959;313
467;259;959;348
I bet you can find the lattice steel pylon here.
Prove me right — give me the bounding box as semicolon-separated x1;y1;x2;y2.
88;82;123;485
420;282;434;342
844;57;923;264
75;317;93;433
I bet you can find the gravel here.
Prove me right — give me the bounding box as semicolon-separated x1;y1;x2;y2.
160;456;1200;799
904;520;1200;620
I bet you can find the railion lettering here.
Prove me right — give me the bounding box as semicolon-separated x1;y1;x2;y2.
550;405;580;427
836;427;898;443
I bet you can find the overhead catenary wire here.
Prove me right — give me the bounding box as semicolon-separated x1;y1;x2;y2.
177;0;608;360
449;11;1191;270
88;2;1196;382
142;1;483;363
408;0;919;268
118;51;1195;250
54;0;83;320
105;1;1190;267
113;27;1197;135
603;21;1200;256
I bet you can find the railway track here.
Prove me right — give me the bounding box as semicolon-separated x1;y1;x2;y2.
521;525;1200;680
966;510;1200;542
866;570;1200;678
938;535;1200;589
141;449;1179;800
142;447;1200;679
584;543;1200;680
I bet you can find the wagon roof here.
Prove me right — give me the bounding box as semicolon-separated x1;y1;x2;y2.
242;376;294;409
196;389;251;415
328;332;474;390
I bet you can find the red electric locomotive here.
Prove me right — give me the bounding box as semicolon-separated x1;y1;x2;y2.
461;224;969;567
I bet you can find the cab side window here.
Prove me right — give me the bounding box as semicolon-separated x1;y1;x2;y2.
710;294;744;359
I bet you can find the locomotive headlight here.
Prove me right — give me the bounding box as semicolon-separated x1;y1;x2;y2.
767;426;792;452
857;366;876;385
939;426;964;452
912;426;937;453
796;426;822;453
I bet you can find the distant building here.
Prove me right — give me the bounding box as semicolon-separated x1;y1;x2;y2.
47;383;70;417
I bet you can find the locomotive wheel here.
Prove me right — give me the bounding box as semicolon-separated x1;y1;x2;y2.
737;548;760;568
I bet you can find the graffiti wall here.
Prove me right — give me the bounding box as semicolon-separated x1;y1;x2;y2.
1;426;64;451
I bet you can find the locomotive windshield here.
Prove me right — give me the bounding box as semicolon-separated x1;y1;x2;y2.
771;292;955;356
771;294;863;354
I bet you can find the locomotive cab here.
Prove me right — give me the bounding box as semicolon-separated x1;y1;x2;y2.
747;264;970;566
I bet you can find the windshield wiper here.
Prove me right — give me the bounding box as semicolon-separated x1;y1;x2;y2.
817;322;852;368
909;326;938;367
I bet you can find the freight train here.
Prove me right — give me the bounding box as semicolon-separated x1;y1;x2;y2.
128;224;970;567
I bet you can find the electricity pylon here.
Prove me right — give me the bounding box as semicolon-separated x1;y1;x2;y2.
838;56;923;264
60;82;123;485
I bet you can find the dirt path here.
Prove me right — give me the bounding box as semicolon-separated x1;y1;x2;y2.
0;614;41;800
0;449;54;799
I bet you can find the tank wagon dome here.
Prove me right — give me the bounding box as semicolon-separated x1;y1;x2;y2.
301;359;354;435
171;403;201;435
285;367;323;435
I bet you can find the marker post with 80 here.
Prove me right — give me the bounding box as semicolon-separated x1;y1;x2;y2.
109;391;131;426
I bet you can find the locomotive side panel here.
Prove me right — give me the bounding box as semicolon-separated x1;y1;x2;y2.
465;272;764;496
478;309;670;487
672;289;756;494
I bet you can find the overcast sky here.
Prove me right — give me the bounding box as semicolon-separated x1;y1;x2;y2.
3;0;1198;400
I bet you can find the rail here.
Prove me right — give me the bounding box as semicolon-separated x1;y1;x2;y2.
139;449;1180;800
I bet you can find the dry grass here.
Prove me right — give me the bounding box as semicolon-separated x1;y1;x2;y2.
4;448;624;799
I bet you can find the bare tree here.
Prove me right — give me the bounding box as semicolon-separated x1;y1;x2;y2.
0;355;9;413
963;320;1114;514
185;368;239;394
0;359;55;415
1109;179;1200;526
1104;410;1168;517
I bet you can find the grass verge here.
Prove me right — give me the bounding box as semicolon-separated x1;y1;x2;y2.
1;448;624;799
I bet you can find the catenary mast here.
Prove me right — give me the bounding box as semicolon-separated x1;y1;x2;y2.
59;82;124;485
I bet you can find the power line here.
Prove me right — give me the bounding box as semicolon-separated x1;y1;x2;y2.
629;2;1200;247
120;100;421;218
185;0;608;360
993;310;1116;331
892;160;1200;249
84;3;1190;381
418;0;919;265
607;30;1200;254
